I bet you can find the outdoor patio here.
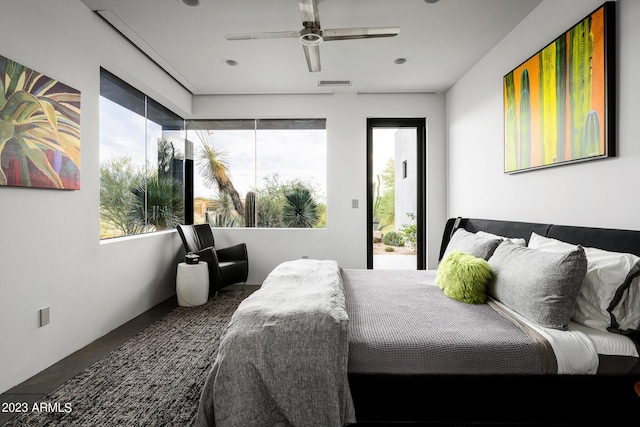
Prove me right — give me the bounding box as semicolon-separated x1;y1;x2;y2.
373;253;417;269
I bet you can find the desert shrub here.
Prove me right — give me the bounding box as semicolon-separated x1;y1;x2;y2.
383;231;405;247
399;213;417;251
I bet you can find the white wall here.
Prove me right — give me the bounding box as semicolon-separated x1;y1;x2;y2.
192;92;447;283
447;0;640;231
0;0;191;393
395;129;418;231
0;1;447;393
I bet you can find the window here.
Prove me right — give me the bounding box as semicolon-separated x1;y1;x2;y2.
186;119;326;228
99;69;186;239
98;69;325;235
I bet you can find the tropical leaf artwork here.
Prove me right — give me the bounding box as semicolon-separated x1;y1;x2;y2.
503;3;612;173
0;55;81;189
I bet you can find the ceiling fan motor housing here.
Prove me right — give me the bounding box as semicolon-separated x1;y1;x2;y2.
300;24;323;46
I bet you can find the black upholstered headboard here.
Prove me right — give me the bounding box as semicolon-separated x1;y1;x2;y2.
439;217;640;260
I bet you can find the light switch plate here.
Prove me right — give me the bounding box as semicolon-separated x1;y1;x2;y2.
40;307;50;327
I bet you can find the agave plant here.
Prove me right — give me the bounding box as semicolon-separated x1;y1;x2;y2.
131;174;184;231
205;192;242;227
0;56;80;189
281;187;319;228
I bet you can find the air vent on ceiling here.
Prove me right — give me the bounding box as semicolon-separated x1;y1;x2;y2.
318;80;353;87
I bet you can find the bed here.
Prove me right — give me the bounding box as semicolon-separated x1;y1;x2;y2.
196;218;640;426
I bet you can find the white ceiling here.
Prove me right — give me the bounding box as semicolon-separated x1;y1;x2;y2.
80;0;541;95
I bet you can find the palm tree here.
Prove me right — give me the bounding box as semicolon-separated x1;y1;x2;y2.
194;130;244;216
157;137;183;180
281;187;319;228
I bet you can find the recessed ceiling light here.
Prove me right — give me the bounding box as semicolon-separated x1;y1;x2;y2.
424;0;440;3
394;58;408;65
222;59;238;67
178;0;200;6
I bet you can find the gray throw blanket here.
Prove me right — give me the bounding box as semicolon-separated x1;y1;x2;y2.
195;259;356;427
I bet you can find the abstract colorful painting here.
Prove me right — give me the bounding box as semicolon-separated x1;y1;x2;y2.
0;55;80;189
503;2;615;173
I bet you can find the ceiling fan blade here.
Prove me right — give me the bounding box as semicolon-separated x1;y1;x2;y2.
302;44;321;72
225;30;300;41
299;0;320;25
322;26;400;41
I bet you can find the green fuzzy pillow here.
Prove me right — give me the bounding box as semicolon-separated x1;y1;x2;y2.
436;250;493;304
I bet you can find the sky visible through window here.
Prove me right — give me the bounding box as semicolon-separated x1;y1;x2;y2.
100;98;327;204
373;128;399;183
188;128;327;203
99;97;147;164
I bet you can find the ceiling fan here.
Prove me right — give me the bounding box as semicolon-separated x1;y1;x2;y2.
224;0;400;72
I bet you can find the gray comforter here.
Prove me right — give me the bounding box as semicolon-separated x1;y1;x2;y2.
343;269;555;375
195;259;356;427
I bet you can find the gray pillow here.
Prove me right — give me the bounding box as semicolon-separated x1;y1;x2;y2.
487;241;587;330
443;228;501;260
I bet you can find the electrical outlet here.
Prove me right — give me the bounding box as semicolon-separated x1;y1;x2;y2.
352;199;359;208
40;307;50;327
302;255;309;259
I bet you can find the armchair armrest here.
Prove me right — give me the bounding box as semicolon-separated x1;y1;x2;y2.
194;246;223;289
194;246;220;266
216;243;248;262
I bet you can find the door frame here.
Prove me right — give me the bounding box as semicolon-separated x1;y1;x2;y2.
366;118;426;270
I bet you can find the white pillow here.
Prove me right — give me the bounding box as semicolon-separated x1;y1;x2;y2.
476;231;526;246
528;232;640;333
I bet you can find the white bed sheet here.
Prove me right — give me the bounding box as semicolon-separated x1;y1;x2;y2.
493;298;638;374
569;321;639;357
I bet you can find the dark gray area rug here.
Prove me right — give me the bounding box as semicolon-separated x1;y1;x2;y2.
5;290;253;427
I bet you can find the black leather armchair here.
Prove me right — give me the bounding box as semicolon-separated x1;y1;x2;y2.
176;224;249;294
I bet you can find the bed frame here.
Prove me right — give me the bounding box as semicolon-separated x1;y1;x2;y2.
349;217;640;426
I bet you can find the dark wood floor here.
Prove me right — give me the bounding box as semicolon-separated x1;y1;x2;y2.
0;297;178;425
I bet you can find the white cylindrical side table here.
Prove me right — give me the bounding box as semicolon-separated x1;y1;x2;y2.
176;262;209;307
